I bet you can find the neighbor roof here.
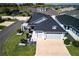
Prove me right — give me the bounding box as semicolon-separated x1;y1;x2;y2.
56;14;79;32
61;10;79;15
27;12;65;32
60;10;79;19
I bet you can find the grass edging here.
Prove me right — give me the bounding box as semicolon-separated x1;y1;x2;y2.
3;32;36;56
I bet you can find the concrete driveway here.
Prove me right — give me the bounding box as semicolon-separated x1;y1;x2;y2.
35;39;70;56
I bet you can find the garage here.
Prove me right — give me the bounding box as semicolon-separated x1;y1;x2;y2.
32;31;65;40
37;31;44;38
45;33;65;39
37;33;43;38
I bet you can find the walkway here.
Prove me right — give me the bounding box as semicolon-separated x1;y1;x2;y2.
35;39;70;56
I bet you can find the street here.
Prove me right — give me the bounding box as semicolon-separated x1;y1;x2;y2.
0;21;24;55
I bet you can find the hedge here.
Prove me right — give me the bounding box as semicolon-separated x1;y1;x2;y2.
64;39;71;45
72;41;79;47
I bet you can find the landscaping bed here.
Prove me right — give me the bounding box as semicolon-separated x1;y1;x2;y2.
64;37;79;56
3;32;36;56
67;45;79;56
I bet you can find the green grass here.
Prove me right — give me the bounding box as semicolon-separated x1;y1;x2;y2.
0;13;7;16
3;32;36;56
67;45;79;56
16;13;28;16
54;9;62;13
0;25;6;29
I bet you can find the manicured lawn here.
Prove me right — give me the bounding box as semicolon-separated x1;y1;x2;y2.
0;13;7;16
55;9;62;13
67;45;79;56
3;32;36;56
0;25;6;29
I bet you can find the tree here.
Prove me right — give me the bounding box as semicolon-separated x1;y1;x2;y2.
22;3;34;6
3;7;11;15
36;3;45;5
35;3;45;7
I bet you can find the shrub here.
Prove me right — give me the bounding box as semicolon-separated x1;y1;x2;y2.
5;18;15;21
72;41;79;47
17;29;23;33
64;39;71;45
27;12;32;16
6;18;11;21
20;39;27;44
21;13;28;16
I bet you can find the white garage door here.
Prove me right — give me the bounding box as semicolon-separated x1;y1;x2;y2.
37;33;42;38
46;34;64;39
37;32;44;38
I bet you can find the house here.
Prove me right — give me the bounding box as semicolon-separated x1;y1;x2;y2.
21;13;66;41
60;7;76;12
36;7;47;12
26;7;48;13
56;14;79;41
26;7;37;13
26;7;58;16
39;8;58;16
60;10;79;19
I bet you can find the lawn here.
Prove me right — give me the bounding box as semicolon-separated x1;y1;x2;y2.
3;32;36;56
54;9;62;13
67;44;79;56
0;25;6;29
0;13;7;16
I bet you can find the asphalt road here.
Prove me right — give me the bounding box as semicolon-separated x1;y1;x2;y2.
0;21;24;55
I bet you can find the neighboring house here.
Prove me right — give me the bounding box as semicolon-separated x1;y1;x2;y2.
36;7;48;12
21;13;65;41
26;7;37;13
56;14;79;40
26;7;58;16
26;7;48;13
60;10;79;19
39;8;58;16
60;7;76;12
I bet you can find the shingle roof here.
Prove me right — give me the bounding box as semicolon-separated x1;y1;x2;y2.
61;10;79;15
60;10;79;19
56;14;79;32
34;15;65;32
27;12;65;32
27;12;47;25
